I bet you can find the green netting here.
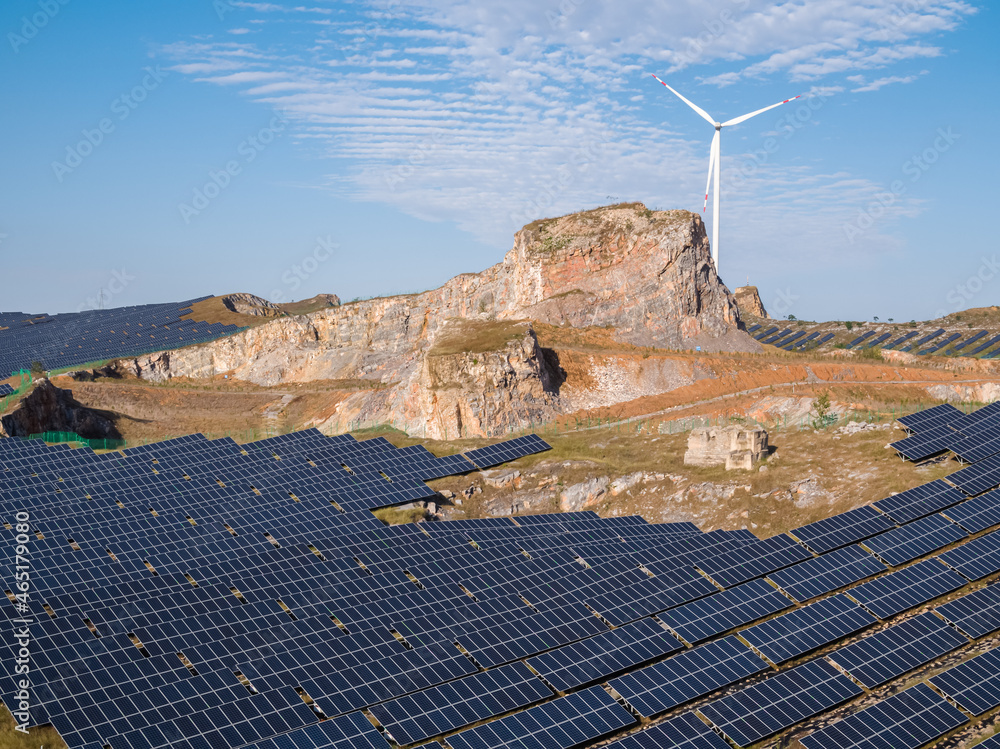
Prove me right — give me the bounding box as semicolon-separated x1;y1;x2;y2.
24;432;126;451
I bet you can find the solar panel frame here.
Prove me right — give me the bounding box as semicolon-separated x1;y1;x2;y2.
827;611;968;688
860;513;967;567
699;660;863;747
936;584;1000;638
799;682;967;749
928;646;1000;715
872;479;967;524
847;559;967;619
738;594;876;665
766;545;887;602
790;505;896;554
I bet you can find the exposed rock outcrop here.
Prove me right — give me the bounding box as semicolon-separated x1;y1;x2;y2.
683;425;769;471
111;204;754;438
221;293;284;318
733;286;769;318
0;380;121;439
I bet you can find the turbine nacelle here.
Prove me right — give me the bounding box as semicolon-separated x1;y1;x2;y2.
651;73;802;275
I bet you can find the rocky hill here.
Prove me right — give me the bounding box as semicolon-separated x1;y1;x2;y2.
111;204;756;438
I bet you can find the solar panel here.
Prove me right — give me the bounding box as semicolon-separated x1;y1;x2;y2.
827;611;968;688
897;403;963;430
699;660;863;747
462;434;551;469
738;594;876;664
526;617;682;692
697;534;812;588
890;424;960;461
936;584;1000;638
368;662;552;745
609;636;768;718
943;490;1000;533
656;578;793;644
860;513;967;566
604;712;731;749
954;330;988;351
872;479;966;523
847;559;967;619
766;545;887;602
754;326;778;340
969;333;1000;357
947;452;1000;495
790;505;895;553
864;332;891;348
799;682;967;749
928;646;1000;715
884;330;919;350
445;686;635;749
846;331;875;348
902;328;945;353
921;332;961;354
938;528;1000;580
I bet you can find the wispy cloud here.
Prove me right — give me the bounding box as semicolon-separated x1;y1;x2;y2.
161;0;975;271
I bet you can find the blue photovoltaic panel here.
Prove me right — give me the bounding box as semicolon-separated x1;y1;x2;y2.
368;662;552;746
462;434;551;469
920;332;961;354
244;712;391;749
605;712;731;749
800;683;967;749
969;333;1000;357
656;578;793;644
747;324;762;334
861;513;967;567
766;545;887;602
526;617;682;692
865;332;891;348
936;585;1000;638
938;528;1000;580
950;425;1000;463
947;452;1000;495
872;479;966;524
896;403;963;431
943;490;1000;533
754;326;778;340
827;611;968;688
738;594;876;664
700;660;863;747
761;328;791;344
928;646;1000;715
609;636;768;718
885;330;919;350
697;533;812;588
790;505;895;554
0;383;14;397
954;330;988;350
847;559;967;619
445;686;635;749
902;328;945;353
890;424;960;461
846;331;875;348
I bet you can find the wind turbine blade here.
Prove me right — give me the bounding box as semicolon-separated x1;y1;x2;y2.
650;74;716;126
703;130;719;213
721;95;801;127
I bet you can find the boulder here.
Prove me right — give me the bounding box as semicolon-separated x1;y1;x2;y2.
684;425;768;471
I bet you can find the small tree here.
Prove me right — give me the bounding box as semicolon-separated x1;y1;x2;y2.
888;318;894;323
873;316;879;322
845;321;854;330
813;391;834;427
30;361;46;379
787;314;797;321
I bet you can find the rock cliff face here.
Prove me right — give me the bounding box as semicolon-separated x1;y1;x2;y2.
112;203;754;437
0;380;121;439
733;286;769;318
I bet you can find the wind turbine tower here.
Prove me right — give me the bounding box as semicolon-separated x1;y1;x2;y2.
652;74;801;276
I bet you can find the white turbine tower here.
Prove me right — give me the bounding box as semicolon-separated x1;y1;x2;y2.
651;74;801;276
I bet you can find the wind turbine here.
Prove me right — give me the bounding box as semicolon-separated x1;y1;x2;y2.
651;74;801;276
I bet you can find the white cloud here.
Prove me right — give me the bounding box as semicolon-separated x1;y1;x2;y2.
161;0;975;270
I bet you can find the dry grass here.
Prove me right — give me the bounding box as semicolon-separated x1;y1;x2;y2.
373;506;428;525
428;319;530;357
0;706;65;749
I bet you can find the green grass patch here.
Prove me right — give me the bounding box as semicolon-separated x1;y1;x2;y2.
428;320;530;357
373;506;427;525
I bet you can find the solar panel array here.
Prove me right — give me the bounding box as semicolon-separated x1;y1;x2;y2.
7;404;1000;749
0;298;245;376
751;323;1000;358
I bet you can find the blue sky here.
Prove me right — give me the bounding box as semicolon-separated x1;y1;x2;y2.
0;0;994;322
